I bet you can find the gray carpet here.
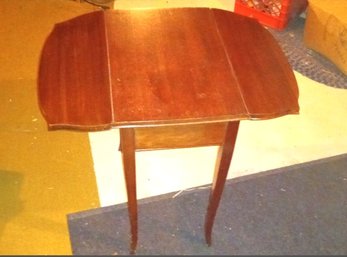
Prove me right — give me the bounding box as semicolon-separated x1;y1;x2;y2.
267;17;347;89
68;153;347;255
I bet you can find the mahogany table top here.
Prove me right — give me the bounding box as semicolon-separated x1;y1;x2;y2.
38;8;299;131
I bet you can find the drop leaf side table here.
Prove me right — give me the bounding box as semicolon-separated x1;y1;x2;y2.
38;8;299;254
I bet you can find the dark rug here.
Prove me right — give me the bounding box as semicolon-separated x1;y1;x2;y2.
68;153;347;255
267;17;347;89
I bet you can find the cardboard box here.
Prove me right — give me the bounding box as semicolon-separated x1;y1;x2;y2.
303;0;347;75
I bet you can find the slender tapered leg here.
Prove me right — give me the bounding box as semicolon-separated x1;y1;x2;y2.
119;128;138;254
204;121;239;246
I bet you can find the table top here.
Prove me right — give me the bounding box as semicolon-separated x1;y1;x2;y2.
38;8;299;131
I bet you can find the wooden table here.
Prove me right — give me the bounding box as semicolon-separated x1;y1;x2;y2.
38;8;299;254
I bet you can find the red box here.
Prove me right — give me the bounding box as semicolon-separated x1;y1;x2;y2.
234;0;308;30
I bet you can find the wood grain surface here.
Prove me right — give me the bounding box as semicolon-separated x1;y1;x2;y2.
38;8;299;130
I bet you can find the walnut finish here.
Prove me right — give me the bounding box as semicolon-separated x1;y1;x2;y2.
134;123;227;151
38;8;299;130
38;8;300;254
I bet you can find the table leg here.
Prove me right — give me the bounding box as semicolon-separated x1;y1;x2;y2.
119;128;138;254
204;121;239;246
